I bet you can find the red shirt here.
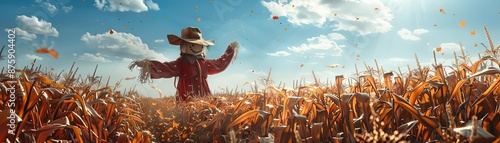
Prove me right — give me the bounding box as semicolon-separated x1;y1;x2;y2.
148;46;235;101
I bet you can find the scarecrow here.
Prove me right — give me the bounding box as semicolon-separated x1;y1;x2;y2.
129;26;239;102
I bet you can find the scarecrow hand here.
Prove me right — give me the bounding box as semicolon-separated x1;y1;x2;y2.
128;58;151;83
229;41;239;50
129;59;150;69
228;41;239;62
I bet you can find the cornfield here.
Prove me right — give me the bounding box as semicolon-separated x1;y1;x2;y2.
1;63;150;143
2;26;500;142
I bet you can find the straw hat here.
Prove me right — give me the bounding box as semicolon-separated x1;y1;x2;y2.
167;26;215;46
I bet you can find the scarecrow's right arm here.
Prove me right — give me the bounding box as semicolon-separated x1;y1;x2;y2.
149;59;180;79
129;58;180;83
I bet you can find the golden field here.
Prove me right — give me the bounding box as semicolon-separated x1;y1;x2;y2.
2;26;500;143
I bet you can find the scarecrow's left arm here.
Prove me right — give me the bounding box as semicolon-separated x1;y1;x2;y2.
206;41;239;75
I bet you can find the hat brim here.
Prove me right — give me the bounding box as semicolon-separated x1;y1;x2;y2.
167;34;215;46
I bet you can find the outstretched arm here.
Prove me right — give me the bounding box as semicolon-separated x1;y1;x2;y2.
206;41;239;75
129;58;180;83
149;59;180;79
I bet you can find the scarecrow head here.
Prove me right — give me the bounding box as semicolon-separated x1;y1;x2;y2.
167;27;215;56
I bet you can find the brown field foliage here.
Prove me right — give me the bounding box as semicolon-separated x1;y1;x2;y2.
1;26;500;142
1;63;150;143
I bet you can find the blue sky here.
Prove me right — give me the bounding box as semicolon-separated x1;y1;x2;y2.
1;0;499;97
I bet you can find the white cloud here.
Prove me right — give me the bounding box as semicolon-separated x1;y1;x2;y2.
262;0;394;35
154;39;164;43
80;30;168;61
15;15;59;37
79;53;110;62
62;5;73;13
145;0;160;10
287;33;344;56
5;15;58;41
95;0;106;10
122;58;134;62
5;27;37;41
267;51;291;56
397;28;428;41
42;2;57;14
328;33;346;40
25;54;43;60
413;29;428;35
439;43;465;53
94;0;160;12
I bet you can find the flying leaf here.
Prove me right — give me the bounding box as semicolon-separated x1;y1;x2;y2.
374;7;379;11
434;24;437;27
197;18;201;22
195;5;198;8
436;47;442;52
250;10;254;13
354;43;358;46
442;53;444;55
36;47;59;59
439;8;446;14
459;20;466;27
123;25;127;29
333;13;337;16
272;15;279;20
109;28;114;34
356;17;360;20
470;30;476;35
474;43;478;47
326;64;340;68
300;64;304;68
124;76;136;80
36;47;49;53
284;28;287;30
